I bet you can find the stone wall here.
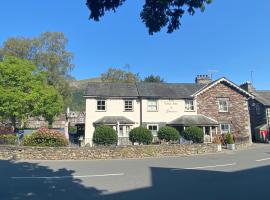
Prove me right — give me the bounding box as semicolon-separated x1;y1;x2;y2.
0;144;218;160
196;81;251;141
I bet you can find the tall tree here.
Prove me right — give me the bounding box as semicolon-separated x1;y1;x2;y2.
0;56;64;128
101;67;140;83
0;32;74;107
143;75;165;83
86;0;212;35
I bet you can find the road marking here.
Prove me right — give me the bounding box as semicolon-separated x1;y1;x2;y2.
255;158;270;162
11;173;124;180
172;163;236;171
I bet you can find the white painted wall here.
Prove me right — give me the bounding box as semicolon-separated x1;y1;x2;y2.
84;98;197;146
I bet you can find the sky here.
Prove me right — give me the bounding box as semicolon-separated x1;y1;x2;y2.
0;0;270;89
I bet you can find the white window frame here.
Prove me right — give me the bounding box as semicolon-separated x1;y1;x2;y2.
147;99;158;112
185;99;195;111
147;124;159;136
220;124;231;134
256;104;261;115
218;98;229;112
96;99;106;111
124;100;134;112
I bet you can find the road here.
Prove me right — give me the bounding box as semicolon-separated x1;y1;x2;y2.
1;144;270;200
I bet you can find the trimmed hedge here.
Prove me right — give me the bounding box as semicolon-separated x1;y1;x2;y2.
22;128;68;147
158;126;180;143
129;127;153;145
0;134;17;145
181;126;204;143
93;125;118;145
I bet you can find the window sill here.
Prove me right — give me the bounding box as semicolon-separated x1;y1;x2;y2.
147;110;158;112
184;110;196;112
219;111;229;113
96;110;106;112
123;110;134;112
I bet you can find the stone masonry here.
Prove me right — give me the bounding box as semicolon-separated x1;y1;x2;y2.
196;81;251;142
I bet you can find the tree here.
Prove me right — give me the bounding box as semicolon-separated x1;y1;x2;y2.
101;67;140;83
0;56;64;129
86;0;212;35
0;32;74;107
143;75;165;83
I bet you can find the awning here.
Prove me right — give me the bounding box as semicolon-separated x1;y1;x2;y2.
168;115;218;126
94;116;135;125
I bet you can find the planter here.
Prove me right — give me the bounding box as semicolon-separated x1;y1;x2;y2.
227;144;235;150
217;144;222;152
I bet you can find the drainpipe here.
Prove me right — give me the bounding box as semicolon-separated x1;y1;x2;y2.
266;108;270;141
140;97;143;126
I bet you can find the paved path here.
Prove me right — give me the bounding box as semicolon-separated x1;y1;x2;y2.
1;144;270;200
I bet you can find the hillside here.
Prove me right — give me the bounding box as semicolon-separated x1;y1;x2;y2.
69;77;101;111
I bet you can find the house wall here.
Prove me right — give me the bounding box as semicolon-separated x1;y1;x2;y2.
248;99;267;140
84;98;141;146
84;98;196;146
196;82;251;142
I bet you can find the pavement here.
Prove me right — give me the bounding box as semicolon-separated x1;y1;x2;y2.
1;144;270;200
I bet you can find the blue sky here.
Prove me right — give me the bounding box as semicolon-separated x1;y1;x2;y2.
0;1;269;89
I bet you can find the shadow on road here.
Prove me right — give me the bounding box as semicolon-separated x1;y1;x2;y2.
0;159;270;200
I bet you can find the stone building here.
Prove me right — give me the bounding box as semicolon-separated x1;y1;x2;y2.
240;82;270;141
84;76;253;146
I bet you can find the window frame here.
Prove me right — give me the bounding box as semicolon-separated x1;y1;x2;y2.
96;99;106;111
220;124;231;134
185;99;195;111
147;124;159;137
147;99;158;112
124;99;134;112
218;98;229;113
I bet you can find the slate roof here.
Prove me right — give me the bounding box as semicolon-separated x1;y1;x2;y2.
136;83;204;98
84;82;205;99
94;116;135;125
84;82;138;97
168;115;218;126
253;90;270;106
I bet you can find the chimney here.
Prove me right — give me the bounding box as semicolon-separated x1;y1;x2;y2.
240;81;255;93
195;75;212;85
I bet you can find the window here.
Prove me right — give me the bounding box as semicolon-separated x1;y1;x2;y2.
185;100;195;111
124;100;133;111
147;100;158;111
218;98;229;112
97;100;106;111
147;124;158;136
220;124;230;134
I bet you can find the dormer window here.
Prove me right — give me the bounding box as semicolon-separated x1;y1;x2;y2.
185;100;195;111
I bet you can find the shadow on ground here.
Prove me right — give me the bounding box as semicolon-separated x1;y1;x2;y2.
0;159;270;200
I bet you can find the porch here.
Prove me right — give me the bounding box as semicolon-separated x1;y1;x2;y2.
168;115;219;143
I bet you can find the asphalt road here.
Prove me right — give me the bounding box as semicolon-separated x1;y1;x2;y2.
1;144;270;200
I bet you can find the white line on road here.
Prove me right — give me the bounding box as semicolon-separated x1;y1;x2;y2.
11;173;125;180
255;158;270;162
172;163;237;171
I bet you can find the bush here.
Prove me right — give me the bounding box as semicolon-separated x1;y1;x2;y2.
129;127;153;145
181;126;204;143
0;134;17;145
158;126;180;143
22;128;68;147
226;133;234;144
93;125;118;145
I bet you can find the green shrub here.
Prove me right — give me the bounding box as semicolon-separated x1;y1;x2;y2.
158;126;180;143
69;126;77;134
129;127;153;145
0;134;17;145
93;125;118;145
22;128;68;147
181;126;204;143
226;133;234;144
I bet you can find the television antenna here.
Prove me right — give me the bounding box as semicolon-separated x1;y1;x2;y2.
208;69;218;79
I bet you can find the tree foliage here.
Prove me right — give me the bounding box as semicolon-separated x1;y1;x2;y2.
181;126;204;143
0;32;74;107
129;127;153;145
93;125;118;145
0;56;64;128
86;0;212;34
101;67;140;83
157;126;179;142
143;75;165;83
